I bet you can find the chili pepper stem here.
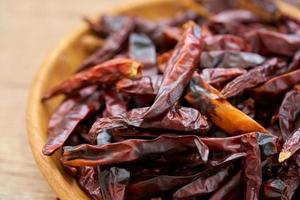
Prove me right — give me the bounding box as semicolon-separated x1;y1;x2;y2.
278;151;291;163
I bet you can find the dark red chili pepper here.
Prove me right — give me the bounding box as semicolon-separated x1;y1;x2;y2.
129;33;157;75
200;50;265;68
279;88;300;140
89;105;209;143
143;22;202;118
221;58;287;98
203;34;251;51
102;89;127;117
42;88;101;155
211;9;260;24
77;166;102;200
62;135;209;167
279;129;300;163
172;166;232;199
80;17;134;69
42;58;142;100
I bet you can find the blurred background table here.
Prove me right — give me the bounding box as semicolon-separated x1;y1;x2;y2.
0;0;299;199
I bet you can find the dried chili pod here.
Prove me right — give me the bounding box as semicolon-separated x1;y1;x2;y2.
279;88;300;140
77;167;102;200
279;162;300;200
241;133;262;200
200;68;247;88
210;9;260;24
116;75;162;96
208;153;246;167
80;17;134;69
89;106;209;143
209;170;242;200
129;33;157;75
203;34;251;51
252;69;300;100
157;50;173;73
200;50;265;68
247;29;300;57
262;178;285;199
62;135;209;167
99;167;130;200
103;89;127;117
185;74;266;135
143;22;202;119
42;89;102;156
172;166;232;199
221;58;287;98
43;58;142;100
279;129;300;163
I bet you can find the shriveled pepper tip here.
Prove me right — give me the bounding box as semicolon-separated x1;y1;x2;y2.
129;61;142;78
278;151;291;163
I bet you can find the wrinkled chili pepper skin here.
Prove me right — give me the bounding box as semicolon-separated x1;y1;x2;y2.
103;90;127;117
62;135;209;167
143;22;202;119
279;88;300;140
185;74;266;135
209;170;242;200
129;33;157;75
203;34;251;51
247;29;300;57
241;133;262;200
173;166;231;199
42;89;101;156
89;106;209;143
279;129;300;163
221;58;287;98
43;58;142;100
77;167;102;200
200;68;247;88
80;17;134;69
200;50;265;69
252;69;300;100
116;75;162;96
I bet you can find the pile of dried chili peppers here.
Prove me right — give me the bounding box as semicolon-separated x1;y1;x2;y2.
42;1;300;199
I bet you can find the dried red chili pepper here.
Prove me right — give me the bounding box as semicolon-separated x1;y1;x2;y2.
200;50;265;68
200;68;247;88
241;132;262;200
252;69;300;100
102;89;127;117
209;170;242;200
279;88;300;140
262;178;285;199
203;34;251;51
77;166;102;200
116;75;162;96
185;74;267;135
42;58;142;100
62;135;209;167
247;29;300;57
143;22;202;118
279;129;300;163
89;105;209;143
172;166;232;199
99;167;130;200
221;58;287;98
80;17;134;69
129;33;157;75
42;88;101;156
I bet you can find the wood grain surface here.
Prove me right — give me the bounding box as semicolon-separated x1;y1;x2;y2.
0;0;299;200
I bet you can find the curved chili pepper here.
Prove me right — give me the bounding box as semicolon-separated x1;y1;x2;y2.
143;22;202;119
42;58;142;100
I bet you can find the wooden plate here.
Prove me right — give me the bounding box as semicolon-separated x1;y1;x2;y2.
26;0;300;199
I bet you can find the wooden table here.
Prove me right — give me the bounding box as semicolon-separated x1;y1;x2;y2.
0;0;299;199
